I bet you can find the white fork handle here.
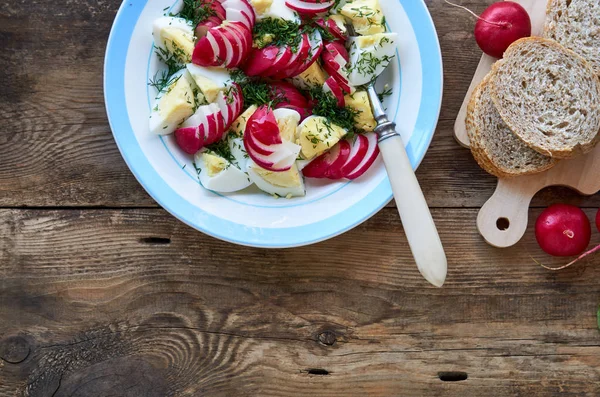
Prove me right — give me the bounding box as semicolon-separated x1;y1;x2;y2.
378;135;448;287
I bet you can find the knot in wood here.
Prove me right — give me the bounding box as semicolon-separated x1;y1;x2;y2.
0;336;30;364
317;331;336;346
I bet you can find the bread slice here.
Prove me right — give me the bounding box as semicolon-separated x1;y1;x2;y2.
489;37;600;159
543;0;600;75
466;73;557;177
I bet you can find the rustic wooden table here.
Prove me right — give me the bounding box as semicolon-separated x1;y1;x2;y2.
2;0;600;396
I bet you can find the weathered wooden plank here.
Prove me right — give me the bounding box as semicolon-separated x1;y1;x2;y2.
1;208;599;396
1;0;598;208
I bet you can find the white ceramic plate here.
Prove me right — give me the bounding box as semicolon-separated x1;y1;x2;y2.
104;0;443;248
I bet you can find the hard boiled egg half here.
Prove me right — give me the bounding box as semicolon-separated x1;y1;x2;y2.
153;16;196;63
347;33;398;86
149;68;198;135
194;148;252;193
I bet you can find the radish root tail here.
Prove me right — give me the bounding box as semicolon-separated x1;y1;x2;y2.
536;243;600;271
443;0;509;28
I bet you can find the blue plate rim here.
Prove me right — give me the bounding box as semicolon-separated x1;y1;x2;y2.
103;0;443;248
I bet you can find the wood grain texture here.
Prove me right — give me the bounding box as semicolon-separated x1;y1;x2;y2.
1;209;600;396
0;0;599;208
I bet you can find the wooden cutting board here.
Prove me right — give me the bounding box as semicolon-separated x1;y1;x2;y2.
454;0;600;248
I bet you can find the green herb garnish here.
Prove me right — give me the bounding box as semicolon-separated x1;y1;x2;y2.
205;139;235;165
177;0;216;27
308;86;359;132
253;18;303;51
230;70;280;108
149;46;185;93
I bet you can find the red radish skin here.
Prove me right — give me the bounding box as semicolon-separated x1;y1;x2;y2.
262;46;293;77
192;35;218;66
243;46;280;76
535;204;591;257
274;104;311;121
340;134;368;177
327;19;348;41
175;126;203;154
346;133;379;179
325;41;349;63
269;82;309;108
195;18;221;38
324;140;351;179
475;1;531;58
538;207;600;270
246;106;282;145
323;76;345;107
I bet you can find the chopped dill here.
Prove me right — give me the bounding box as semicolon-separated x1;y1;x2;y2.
253;18;303;51
307;86;359;132
148;46;185;93
177;0;216;27
229;70;281;108
377;86;392;103
205;139;235;164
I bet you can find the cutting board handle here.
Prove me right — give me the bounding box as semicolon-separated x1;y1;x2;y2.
477;177;544;248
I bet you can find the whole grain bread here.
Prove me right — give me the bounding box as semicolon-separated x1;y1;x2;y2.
543;0;600;75
466;73;557;177
489;37;600;159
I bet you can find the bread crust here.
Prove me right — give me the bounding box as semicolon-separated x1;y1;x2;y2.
466;73;558;178
489;37;600;159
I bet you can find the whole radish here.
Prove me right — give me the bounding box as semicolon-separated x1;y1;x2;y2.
475;2;531;58
596;208;600;232
445;1;531;58
535;204;591;257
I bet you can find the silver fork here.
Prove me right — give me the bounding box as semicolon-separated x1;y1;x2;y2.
345;23;447;287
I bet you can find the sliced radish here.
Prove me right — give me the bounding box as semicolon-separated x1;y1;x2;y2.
285;0;335;14
216;91;231;129
325;41;349;62
195;17;221;38
292;30;323;77
339;134;368;177
223;0;256;25
175;124;205;154
323;76;345;107
240;0;256;24
226;21;251;51
243;105;301;171
274;104;311;121
245;143;296;171
327;18;347;41
269;81;308;108
213;26;239;67
208;111;227;143
225;7;252;29
262;46;293;77
324;140;351;179
201;0;226;20
302;142;342;178
345;132;379;179
243;46;280;76
273;33;310;79
192;34;218;66
209;29;229;66
245;129;277;155
322;53;353;94
247;105;282;145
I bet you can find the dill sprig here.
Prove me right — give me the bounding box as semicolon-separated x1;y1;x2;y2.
230;70;282;108
253;18;303;51
149;47;185;93
177;0;216;27
377;86;392;103
308;86;359;132
205;139;235;164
